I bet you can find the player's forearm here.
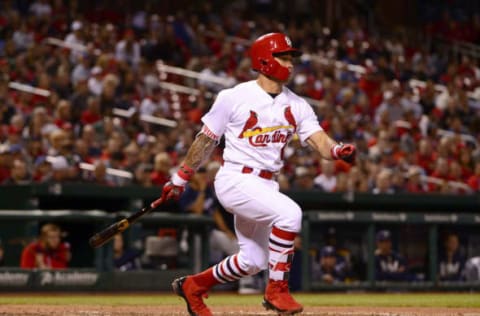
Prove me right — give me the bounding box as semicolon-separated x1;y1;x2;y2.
183;133;217;170
306;131;338;160
167;133;217;195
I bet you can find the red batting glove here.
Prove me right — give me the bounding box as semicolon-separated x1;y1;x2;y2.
161;181;185;201
331;143;356;164
161;163;195;201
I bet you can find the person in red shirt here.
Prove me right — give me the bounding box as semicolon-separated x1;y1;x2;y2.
414;138;436;174
20;223;71;269
467;161;480;191
405;166;428;193
150;152;172;187
80;96;102;125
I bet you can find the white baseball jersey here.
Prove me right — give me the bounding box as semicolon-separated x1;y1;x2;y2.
201;80;322;172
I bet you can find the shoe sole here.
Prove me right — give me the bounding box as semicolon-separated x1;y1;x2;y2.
172;276;196;316
262;299;303;315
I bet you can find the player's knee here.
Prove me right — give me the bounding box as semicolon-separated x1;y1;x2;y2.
238;251;267;274
276;203;302;233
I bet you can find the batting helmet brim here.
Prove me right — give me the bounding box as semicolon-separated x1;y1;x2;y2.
272;48;302;57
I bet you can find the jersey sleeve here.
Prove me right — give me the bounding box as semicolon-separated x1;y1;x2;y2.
296;100;323;143
201;90;232;140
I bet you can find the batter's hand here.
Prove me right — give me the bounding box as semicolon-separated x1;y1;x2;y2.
161;181;185;201
331;143;356;164
161;163;195;200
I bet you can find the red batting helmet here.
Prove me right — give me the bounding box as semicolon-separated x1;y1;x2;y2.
249;33;301;81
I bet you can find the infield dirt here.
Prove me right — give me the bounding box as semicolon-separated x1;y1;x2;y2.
1;305;480;316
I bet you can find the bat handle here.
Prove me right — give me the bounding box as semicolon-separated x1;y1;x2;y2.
150;197;164;209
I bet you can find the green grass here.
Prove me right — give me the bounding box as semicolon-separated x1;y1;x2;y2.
0;293;479;308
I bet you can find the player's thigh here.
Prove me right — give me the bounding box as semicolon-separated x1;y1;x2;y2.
215;170;301;227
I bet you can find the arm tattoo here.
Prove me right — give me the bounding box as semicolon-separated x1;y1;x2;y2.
184;133;217;170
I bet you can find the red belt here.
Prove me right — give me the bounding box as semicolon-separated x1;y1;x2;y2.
241;166;274;180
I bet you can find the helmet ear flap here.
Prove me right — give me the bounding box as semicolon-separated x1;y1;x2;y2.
259;58;273;74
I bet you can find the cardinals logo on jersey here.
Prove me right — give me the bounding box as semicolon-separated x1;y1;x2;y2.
238;107;296;147
238;110;258;138
284;106;297;132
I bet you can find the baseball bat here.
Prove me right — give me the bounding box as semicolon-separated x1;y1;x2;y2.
89;197;164;248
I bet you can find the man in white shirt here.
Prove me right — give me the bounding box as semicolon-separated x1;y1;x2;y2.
115;29;141;68
64;21;85;63
314;159;337;192
162;33;356;316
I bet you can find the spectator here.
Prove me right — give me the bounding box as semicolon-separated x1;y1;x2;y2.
88;160;114;186
115;29;141;68
113;234;141;271
32;156;52;183
405;166;428;193
49;156;71;183
438;232;466;281
374;230;410;281
292;166;316;190
81;125;102;158
467;161;480;191
134;162;153;187
314;159;337;192
313;246;348;284
4;158;29;184
322;227;355;277
71;55;92;87
53;100;73;129
139;86;169;117
20;223;70;269
107;151;131;186
81;96;102;125
29;0;52;19
12;21;34;52
150;152;172;187
0;146;12;184
372;169;395;194
64;20;85;63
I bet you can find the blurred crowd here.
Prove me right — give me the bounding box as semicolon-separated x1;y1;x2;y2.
1;0;480;194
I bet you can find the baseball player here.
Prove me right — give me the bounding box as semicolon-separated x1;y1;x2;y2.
162;33;356;316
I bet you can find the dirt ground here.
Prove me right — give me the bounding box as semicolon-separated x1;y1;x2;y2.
1;305;480;316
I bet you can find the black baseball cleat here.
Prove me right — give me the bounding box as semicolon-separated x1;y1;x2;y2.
172;276;212;316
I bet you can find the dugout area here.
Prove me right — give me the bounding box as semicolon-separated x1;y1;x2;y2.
0;184;479;293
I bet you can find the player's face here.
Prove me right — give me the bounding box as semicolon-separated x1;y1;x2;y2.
445;235;459;252
321;256;336;268
45;231;61;249
377;240;392;253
